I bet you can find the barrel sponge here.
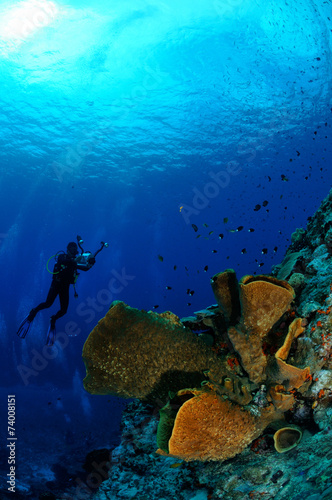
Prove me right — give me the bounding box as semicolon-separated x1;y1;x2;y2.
156;389;280;462
82;301;234;403
223;275;295;384
238;275;295;335
271;318;311;390
273;425;302;453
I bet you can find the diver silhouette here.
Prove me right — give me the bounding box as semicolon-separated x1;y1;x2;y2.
16;236;108;346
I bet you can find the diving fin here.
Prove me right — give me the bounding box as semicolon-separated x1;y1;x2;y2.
16;313;34;339
46;318;56;346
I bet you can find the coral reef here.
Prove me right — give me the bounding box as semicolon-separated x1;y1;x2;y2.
76;188;332;499
89;399;332;500
83;272;313;463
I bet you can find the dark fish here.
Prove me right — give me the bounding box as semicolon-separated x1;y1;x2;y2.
187;303;191;306
254;204;261;211
186;289;190;295
192;224;198;232
262;248;268;254
262;200;268;207
212;249;217;253
281;174;289;181
158;255;164;262
208;231;213;235
258;262;264;267
296;151;300;156
241;248;247;254
223;217;228;223
173;265;177;270
219;233;224;239
204;265;208;272
153;305;159;309
274;246;278;252
237;226;244;231
203;223;208;227
196;234;201;238
185;266;189;271
268;176;271;181
248;228;255;232
166;286;172;290
189;290;195;296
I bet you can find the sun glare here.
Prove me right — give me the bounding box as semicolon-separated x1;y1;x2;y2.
0;0;59;51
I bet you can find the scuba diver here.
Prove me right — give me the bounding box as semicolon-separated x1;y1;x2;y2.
16;236;108;346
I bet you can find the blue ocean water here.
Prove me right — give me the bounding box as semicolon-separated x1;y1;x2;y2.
0;0;331;498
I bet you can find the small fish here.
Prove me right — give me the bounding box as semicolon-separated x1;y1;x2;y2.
179;206;183;212
185;266;189;271
186;289;190;295
223;217;228;223
170;462;183;469
241;248;247;254
153;305;159;309
187;303;191;306
212;249;217;253
262;248;268;255
173;265;177;270
219;233;224;239
248;228;255;232
203;223;208;227
254;204;261;211
237;226;244;231
192;224;198;232
208;231;213;235
296;151;300;156
258;262;264;267
158;255;164;262
229;229;236;233
262;200;268;207
189;290;195;296
268;176;271;182
166;286;172;290
204;265;208;272
196;234;201;238
281;174;289;181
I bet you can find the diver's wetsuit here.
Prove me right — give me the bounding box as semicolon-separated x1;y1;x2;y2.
30;253;92;323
